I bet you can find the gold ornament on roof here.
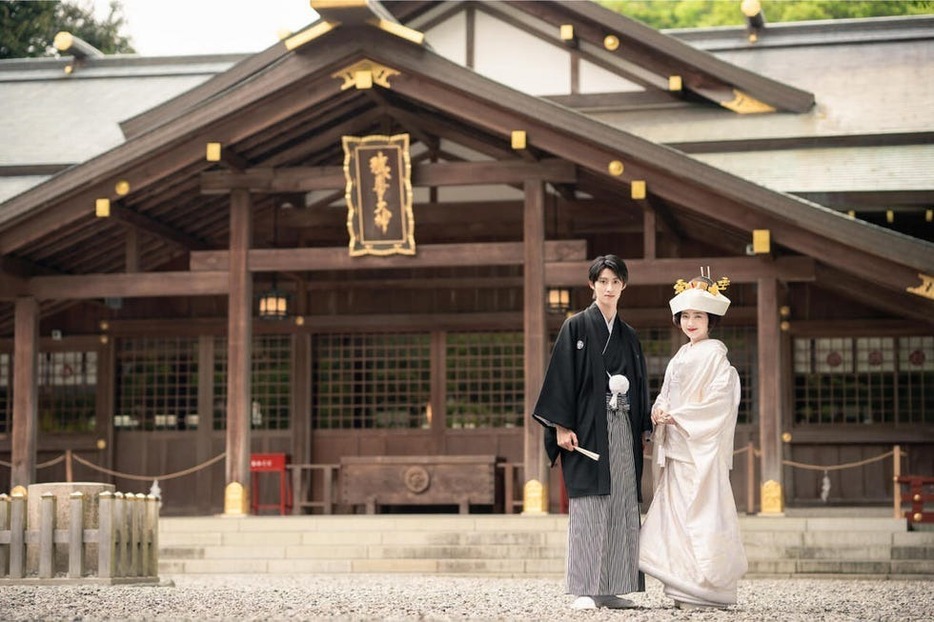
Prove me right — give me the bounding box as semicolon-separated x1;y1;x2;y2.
673;267;730;295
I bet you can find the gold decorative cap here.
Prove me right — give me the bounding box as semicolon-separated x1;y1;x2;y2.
670;267;731;316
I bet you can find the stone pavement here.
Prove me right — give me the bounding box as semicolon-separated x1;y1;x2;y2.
1;573;931;621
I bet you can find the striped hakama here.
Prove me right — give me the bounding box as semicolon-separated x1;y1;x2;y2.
566;394;643;596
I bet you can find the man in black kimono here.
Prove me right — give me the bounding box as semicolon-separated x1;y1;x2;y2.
532;254;652;610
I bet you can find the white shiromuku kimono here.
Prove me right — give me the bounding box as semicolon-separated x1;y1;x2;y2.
639;338;748;607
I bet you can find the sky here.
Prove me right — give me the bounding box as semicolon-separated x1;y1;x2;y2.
90;0;319;56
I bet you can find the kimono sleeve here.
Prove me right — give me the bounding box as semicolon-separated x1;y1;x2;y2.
532;318;581;465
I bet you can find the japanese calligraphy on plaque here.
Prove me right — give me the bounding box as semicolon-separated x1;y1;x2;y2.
342;133;415;256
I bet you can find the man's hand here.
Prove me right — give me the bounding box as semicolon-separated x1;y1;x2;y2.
555;424;578;451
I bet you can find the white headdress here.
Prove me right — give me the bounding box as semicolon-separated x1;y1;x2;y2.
669;267;731;316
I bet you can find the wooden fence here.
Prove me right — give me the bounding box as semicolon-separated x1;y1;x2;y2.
0;490;159;583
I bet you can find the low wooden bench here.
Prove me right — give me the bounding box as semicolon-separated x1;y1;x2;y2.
339;455;501;514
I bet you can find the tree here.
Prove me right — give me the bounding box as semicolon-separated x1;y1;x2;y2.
596;0;934;30
0;0;134;59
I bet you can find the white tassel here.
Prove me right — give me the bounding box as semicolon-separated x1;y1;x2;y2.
608;374;629;410
820;470;831;503
150;479;163;509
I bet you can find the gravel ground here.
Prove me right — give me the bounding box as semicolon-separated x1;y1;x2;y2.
1;574;932;621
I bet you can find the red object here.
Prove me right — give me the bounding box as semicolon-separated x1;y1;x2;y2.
559;466;569;514
250;453;292;515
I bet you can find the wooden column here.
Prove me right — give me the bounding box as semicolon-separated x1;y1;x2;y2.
430;331;447;454
10;297;39;489
225;188;252;514
291;332;311;465
291;279;311;468
125;226;139;273
757;276;784;514
522;180;548;512
196;335;215;514
642;207;656;259
95;335;115;475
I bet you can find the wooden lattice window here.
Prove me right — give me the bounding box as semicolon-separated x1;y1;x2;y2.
38;351;97;432
312;333;430;430
445;331;524;428
641;327;673;417
718;326;757;425
213;335;293;430
115;338;197;431
0;352;11;434
897;336;934;425
794;335;933;425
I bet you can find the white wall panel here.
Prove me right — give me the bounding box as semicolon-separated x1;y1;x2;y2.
473;11;570;96
580;59;644;94
425;11;467;66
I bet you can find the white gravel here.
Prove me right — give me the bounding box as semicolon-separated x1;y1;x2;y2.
1;574;932;621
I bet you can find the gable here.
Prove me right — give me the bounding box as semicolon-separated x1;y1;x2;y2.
391;0;814;113
0;5;930;333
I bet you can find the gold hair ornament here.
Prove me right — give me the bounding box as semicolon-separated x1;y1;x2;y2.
673;267;730;296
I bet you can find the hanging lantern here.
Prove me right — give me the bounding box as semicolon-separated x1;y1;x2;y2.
258;288;289;320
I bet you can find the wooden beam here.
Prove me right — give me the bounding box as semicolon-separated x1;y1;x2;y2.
263;104;385;168
61;307;760;339
16;255;815;303
0;48;353;256
26;271;229;300
190;240;588;272
383;50;923;294
200;159;577;194
814;265;934;326
0;272;28;296
216;145;251;172
110;204;211;251
545;256;816;287
363;88;439;150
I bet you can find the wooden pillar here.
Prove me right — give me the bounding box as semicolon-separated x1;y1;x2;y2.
522;179;548;512
757;276;784;514
125;226;139;273
95;335;116;477
291;278;311;467
642;207;656;259
291;332;311;464
11;297;39;489
196;335;215;514
430;331;447;454
225;188;252;514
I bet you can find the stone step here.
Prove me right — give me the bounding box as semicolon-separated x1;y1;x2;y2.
156;514;932;578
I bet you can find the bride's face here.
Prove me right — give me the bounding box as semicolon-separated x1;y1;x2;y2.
679;309;709;343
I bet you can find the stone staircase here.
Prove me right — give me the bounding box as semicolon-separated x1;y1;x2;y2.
158;512;934;579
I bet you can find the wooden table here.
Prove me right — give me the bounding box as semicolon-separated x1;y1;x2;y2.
339;454;501;514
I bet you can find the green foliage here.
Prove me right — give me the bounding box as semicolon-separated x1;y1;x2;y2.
0;0;134;59
596;0;934;30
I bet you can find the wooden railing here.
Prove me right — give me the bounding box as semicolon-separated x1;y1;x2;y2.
0;490;159;582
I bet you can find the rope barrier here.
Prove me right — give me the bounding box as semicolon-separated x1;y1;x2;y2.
782;448;899;472
0;454;67;469
70;452;227;481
